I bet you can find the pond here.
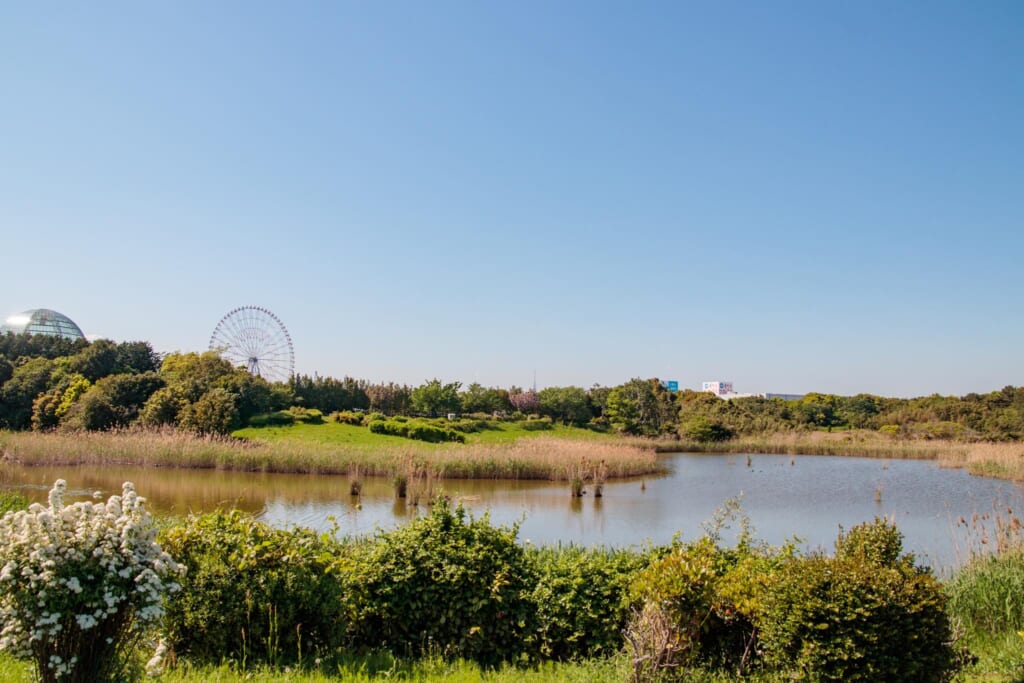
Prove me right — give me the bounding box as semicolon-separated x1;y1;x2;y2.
2;453;1020;571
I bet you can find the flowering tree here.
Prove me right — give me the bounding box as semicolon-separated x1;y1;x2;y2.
508;390;540;415
0;480;184;682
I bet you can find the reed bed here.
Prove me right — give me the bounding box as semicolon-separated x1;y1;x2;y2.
657;431;956;459
641;430;1024;481
935;441;1024;480
0;429;661;481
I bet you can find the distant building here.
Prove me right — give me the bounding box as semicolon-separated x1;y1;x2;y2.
702;381;733;396
1;308;85;341
702;381;803;401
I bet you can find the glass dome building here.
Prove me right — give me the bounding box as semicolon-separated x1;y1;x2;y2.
1;309;86;341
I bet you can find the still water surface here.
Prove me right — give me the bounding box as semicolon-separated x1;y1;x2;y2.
3;454;1020;570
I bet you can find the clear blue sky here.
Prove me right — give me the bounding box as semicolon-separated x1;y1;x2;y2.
2;2;1021;398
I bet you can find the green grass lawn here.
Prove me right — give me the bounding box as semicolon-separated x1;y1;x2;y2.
233;419;613;448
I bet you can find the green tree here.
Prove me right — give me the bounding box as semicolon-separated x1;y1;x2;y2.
160;351;238;402
794;392;843;429
0;358;13;386
64;339;119;382
366;382;413;415
61;372;164;431
139;386;188;427
31;389;62;431
588;384;611;417
216;371;278;425
0;331;87;362
459;383;510;414
604;378;664;435
839;394;881;429
179;387;239;435
289;374;369;412
411;379;462;417
538;386;592;426
114;341;161;374
0;357;57;429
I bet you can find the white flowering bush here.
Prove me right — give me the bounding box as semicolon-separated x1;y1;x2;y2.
0;480;184;682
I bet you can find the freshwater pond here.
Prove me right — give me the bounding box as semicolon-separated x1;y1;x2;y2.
2;453;1020;571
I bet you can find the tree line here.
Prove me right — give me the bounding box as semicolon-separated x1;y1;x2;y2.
2;332;1023;440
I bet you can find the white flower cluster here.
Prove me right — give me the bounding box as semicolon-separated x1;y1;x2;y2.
0;480;185;678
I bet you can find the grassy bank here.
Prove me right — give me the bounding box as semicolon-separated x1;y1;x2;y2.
0;426;661;481
4;424;1023;483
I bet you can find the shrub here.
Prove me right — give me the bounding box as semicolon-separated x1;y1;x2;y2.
520;417;553;431
159;510;346;666
331;410;364;426
340;500;537;666
758;520;958;682
447;418;489;434
368;419;465;443
0;480;184;682
835;515;905;566
628;537;753;673
286;407;323;424
247;410;296;427
530;546;648;660
680;416;733;442
0;490;28;514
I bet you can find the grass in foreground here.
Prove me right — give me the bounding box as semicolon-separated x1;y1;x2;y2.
0;653;631;683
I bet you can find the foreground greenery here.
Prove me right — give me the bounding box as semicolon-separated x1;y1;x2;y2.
3;483;1024;682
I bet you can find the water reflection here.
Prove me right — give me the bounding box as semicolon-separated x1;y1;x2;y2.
2;454;1021;570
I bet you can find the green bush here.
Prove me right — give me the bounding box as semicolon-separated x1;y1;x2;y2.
247;410;296;427
758;520;958;682
628;537;758;672
530;546;648;660
368;419;466;443
361;412;386;425
340;500;536;666
331;410;364;426
286;407;323;424
0;490;28;514
159;511;346;666
835;515;905;566
680;416;733;442
520;417;553;431
447;418;489;433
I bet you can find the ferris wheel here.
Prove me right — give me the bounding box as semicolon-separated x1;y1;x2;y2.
209;306;294;383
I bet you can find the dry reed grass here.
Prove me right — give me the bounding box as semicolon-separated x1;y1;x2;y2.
0;428;661;481
650;430;1024;482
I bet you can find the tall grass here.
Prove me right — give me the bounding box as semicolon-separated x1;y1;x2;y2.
946;502;1024;681
0;428;661;481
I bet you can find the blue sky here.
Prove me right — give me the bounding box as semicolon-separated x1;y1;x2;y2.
2;2;1021;398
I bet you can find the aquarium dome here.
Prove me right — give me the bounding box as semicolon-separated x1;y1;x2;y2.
1;308;86;341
